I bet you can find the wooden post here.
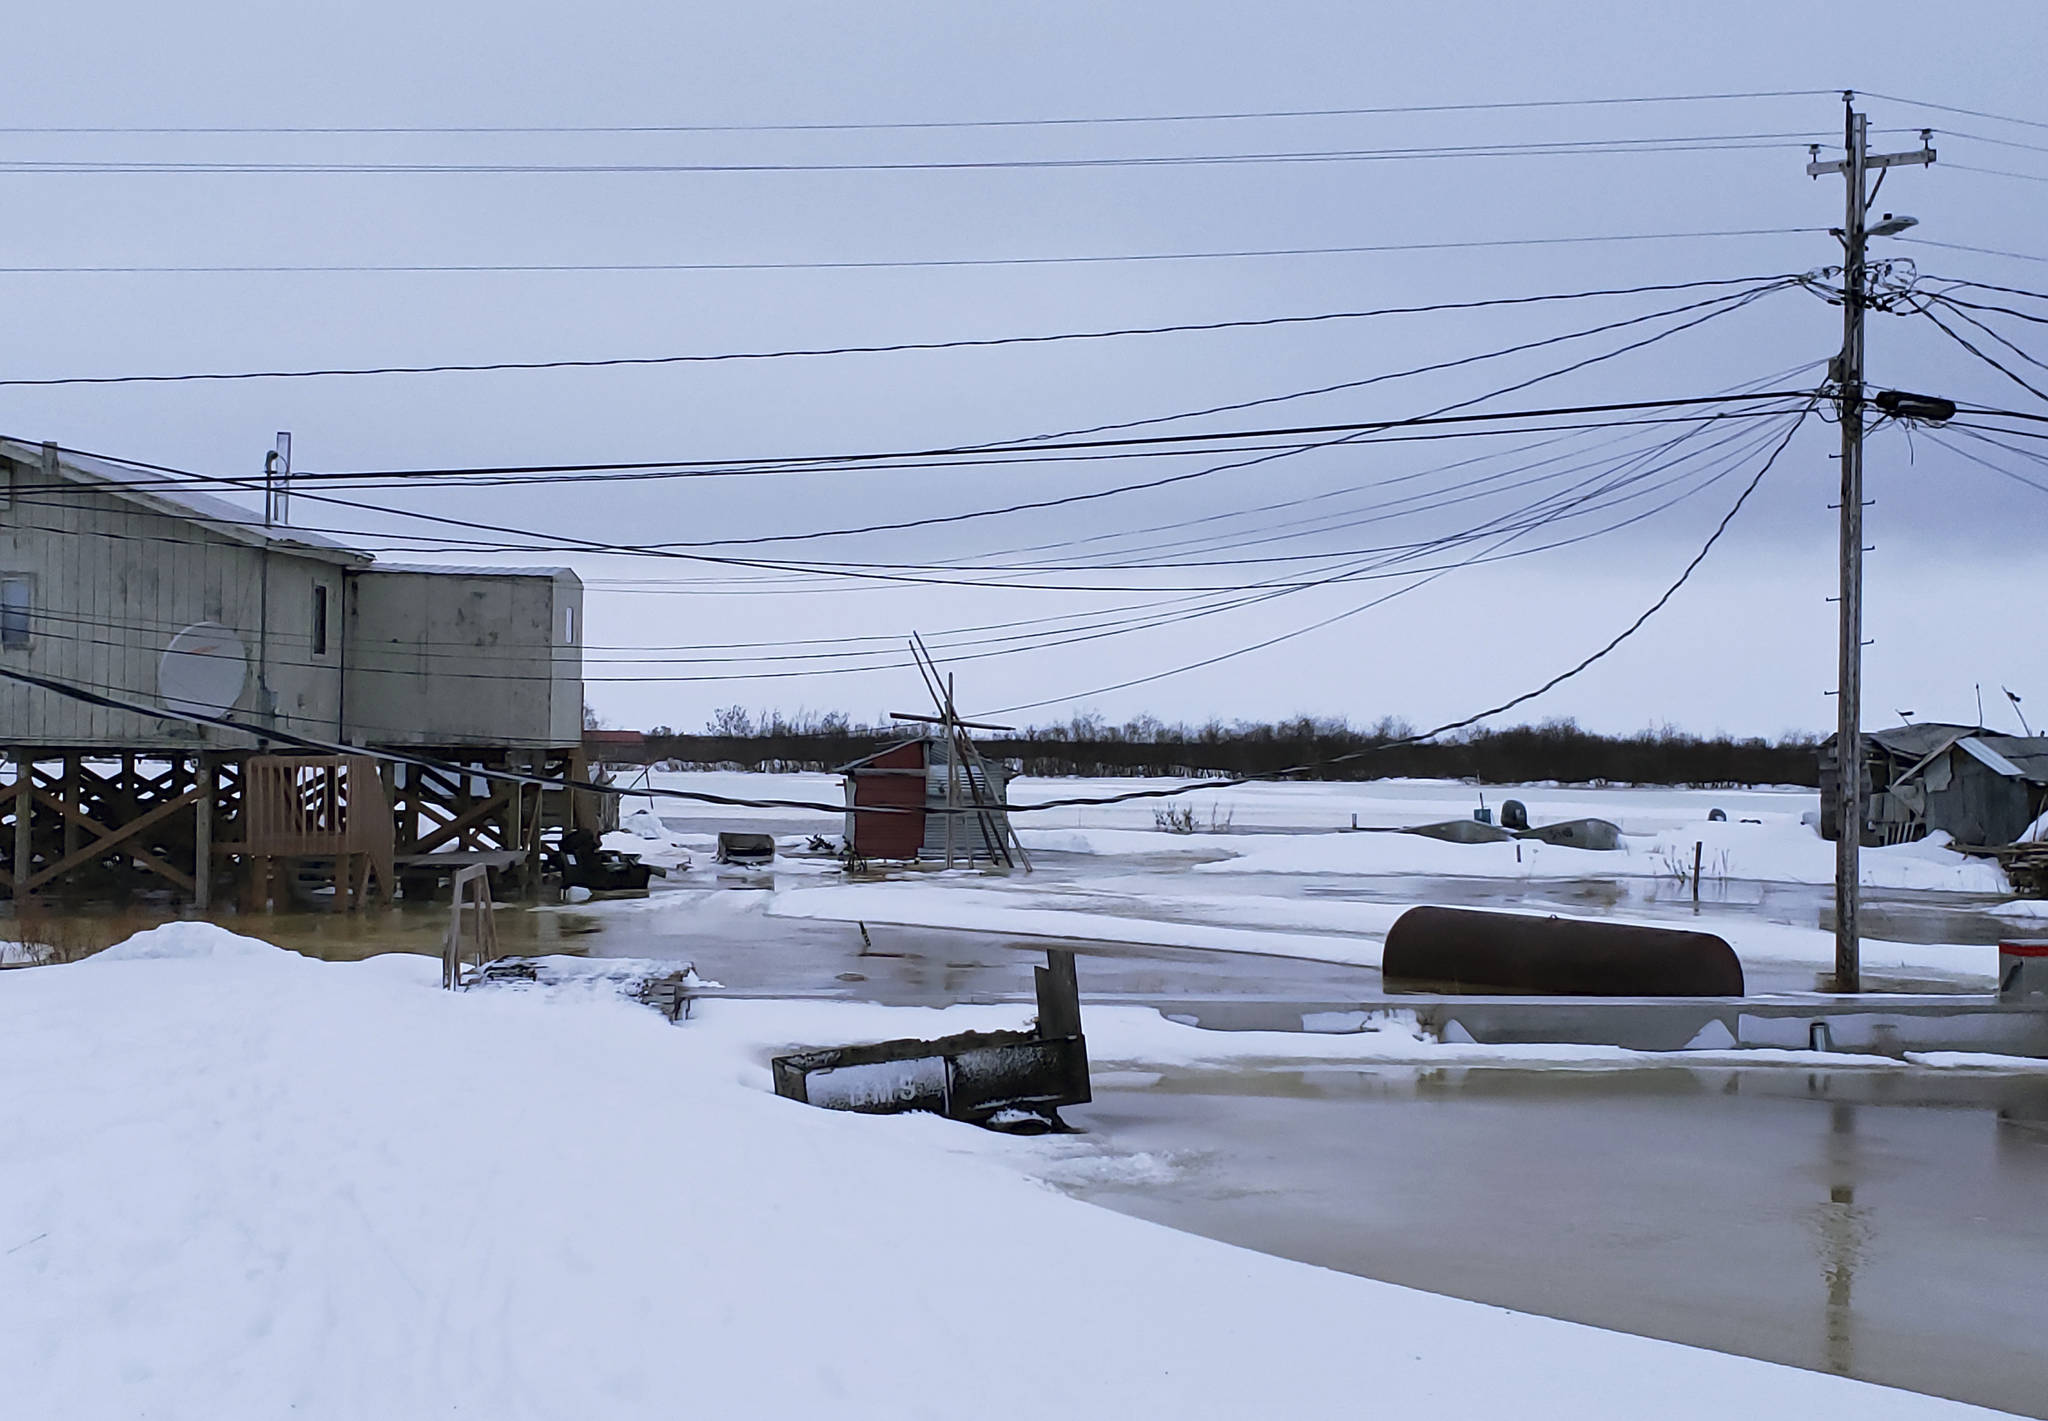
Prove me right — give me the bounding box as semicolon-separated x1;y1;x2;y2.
445;863;498;988
524;753;545;896
193;753;214;912
943;677;958;870
12;750;31;898
62;753;80;864
1693;840;1704;904
1034;948;1082;1039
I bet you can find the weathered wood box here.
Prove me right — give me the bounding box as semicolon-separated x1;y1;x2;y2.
772;1027;1089;1121
771;949;1089;1125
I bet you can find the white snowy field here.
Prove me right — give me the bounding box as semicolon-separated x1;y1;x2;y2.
0;925;2017;1420
626;770;2012;894
602;772;2021;990
764;877;2001;985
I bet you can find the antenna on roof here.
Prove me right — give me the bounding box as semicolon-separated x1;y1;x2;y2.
263;431;291;527
2005;687;2032;737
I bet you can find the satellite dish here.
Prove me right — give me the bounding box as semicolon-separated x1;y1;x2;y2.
159;622;249;718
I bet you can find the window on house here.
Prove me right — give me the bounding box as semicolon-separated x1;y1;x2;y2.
1;576;31;649
562;605;575;646
0;458;13;511
312;584;329;656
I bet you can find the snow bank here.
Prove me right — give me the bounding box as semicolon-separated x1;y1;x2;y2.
769;881;1391;963
91;921;289;963
1015;825;1255;857
1198;821;2006;893
1905;1050;2048;1073
764;879;1996;984
0;937;1997;1420
1990;899;2048;923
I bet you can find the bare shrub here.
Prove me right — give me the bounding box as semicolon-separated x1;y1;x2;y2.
0;904;155;968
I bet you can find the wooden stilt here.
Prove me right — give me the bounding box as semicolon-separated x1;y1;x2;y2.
12;750;32;899
193;754;214;912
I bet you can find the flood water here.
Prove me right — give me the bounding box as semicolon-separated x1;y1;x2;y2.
1062;1064;2048;1418
13;856;2047;1411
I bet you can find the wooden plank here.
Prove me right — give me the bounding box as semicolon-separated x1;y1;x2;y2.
25;785;204;890
409;787;515;855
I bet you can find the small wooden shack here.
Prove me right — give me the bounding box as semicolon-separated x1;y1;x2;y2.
1821;723;2048;847
839;736;1015;864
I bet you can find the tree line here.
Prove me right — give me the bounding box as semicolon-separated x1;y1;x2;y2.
609;709;1822;788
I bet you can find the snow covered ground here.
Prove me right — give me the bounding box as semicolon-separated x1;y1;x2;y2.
597;770;2028;992
0;925;2018;1419
626;770;2012;893
764;876;2001;985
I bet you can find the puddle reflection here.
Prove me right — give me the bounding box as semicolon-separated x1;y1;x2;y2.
1063;1064;2048;1418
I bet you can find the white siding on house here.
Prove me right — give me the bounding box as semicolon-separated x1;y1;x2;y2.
0;446;351;749
344;568;583;747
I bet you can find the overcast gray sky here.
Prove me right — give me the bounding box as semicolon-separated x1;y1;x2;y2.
4;1;2044;738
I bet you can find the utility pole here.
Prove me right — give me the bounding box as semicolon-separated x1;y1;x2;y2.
1806;94;1934;992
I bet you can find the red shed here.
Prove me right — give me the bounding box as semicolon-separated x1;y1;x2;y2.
838;736;1014;863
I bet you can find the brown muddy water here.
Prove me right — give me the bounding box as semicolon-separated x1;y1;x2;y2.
1062;1064;2048;1418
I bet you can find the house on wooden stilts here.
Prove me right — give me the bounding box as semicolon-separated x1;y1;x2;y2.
0;438;603;910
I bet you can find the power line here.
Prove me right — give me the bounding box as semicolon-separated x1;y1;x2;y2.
0;90;1838;135
337;292;1799;549
1926;428;2048;496
9;406;1799;682
1857;90;2048;135
1924;294;2048;377
1945;161;2048;185
61;422;1809;597
0;404;1817;593
1898;236;2048;267
1937;128;2048;157
983;408;1813;758
0;228;1827;276
0;409;1799;503
1918;303;2048;403
0;132;1845;176
0;410;1816;815
0;272;1795;390
963;359;1825;568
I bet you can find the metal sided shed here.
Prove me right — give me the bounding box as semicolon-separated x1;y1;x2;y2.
839;735;1014;863
0;438;365;749
1822;724;2048;847
343;565;583;748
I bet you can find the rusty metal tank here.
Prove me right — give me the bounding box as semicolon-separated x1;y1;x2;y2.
1383;905;1743;996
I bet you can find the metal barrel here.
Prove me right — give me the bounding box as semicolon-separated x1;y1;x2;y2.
1383;905;1744;996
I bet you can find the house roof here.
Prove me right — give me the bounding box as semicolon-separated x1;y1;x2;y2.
4;439;373;566
836;737;927;773
1886;731;2048;787
1861;722;1985;759
371;562;580;579
1991;737;2048;783
1957;736;2027;779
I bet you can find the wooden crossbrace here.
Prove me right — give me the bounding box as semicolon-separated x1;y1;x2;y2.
25;785;202;893
408;787;515;855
